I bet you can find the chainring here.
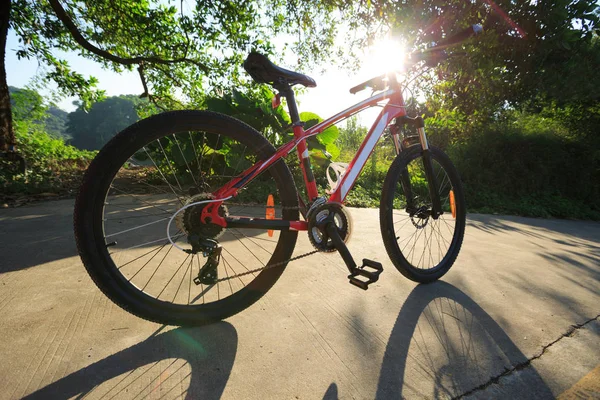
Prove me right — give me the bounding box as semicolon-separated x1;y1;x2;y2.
307;203;352;252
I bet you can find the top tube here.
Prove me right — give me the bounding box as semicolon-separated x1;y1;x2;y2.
304;88;399;139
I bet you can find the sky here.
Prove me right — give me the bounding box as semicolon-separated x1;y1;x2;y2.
5;20;405;128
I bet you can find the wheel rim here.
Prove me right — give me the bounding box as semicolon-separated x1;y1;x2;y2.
99;129;293;307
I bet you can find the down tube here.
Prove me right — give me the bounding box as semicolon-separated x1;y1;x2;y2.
329;105;405;203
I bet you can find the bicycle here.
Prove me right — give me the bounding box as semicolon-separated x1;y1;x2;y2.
74;25;481;326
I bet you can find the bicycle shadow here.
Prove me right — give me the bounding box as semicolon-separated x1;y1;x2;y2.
0;200;78;274
373;281;554;399
23;322;237;399
0;197;288;275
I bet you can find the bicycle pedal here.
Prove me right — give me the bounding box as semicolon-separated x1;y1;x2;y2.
348;259;383;290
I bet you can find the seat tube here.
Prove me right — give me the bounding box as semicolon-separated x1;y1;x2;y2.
281;85;318;201
294;127;319;201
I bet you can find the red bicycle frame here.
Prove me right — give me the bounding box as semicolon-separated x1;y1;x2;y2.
201;84;409;231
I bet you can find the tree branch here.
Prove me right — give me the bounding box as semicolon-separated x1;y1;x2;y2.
48;0;210;73
137;64;149;98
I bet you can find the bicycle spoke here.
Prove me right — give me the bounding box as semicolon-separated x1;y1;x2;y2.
407;224;427;267
105;217;169;238
104;199;177;215
118;242;167;270
190;282;216;304
110;232;184;254
188;255;193;305
222;247;257;278
128;242;170;281
141;245;174;291
120;163;179;196
188;131;202;183
232;146;247;177
143;147;185;204
109;185;176;214
395;217;414;236
206;134;221;176
157;139;183;192
416;225;433;269
105;212;171;221
230;229;276;255
157;254;190;299
173;133;199;187
435;219;452;248
221;255;236;295
216;275;220;301
172;256;194;302
195;254;205;304
221;255;243;285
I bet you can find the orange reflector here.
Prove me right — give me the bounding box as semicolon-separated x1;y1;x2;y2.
266;194;275;237
449;190;456;218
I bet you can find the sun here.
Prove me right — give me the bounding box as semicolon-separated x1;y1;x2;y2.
361;37;406;76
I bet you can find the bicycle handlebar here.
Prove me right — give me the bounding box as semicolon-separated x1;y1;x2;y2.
349;74;386;95
349;24;483;94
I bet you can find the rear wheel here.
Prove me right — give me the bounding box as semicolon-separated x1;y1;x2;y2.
380;146;466;283
74;110;299;326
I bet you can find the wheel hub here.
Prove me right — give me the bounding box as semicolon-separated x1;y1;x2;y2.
409;205;430;229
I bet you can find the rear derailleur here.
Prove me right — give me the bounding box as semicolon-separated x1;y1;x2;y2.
186;234;221;285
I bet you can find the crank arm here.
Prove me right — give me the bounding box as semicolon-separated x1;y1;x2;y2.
324;221;384;290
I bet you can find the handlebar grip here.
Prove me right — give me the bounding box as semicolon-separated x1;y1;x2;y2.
437;24;483;47
349;74;386;94
349;80;369;94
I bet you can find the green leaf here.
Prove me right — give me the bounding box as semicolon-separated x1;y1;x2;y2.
205;97;234;115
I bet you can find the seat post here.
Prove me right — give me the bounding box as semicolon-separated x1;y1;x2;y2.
277;84;301;126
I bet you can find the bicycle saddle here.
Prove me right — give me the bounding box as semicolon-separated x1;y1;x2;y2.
243;52;317;88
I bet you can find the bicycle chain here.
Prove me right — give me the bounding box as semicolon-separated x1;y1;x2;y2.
189;199;314;283
214;249;320;283
224;202;300;211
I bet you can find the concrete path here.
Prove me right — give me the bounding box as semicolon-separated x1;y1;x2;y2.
0;199;598;399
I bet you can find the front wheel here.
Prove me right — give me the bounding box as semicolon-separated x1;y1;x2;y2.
380;146;466;283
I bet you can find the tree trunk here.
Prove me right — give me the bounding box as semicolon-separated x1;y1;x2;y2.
0;0;13;152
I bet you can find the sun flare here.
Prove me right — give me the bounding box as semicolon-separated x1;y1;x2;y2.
362;38;406;75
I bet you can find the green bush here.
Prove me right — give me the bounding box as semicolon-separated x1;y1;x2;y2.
1;123;96;197
447;112;600;219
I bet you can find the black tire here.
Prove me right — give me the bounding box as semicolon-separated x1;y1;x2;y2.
74;110;299;326
380;145;466;283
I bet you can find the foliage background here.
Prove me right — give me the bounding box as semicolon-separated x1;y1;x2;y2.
3;0;600;219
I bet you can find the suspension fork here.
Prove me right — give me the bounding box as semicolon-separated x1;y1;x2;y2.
395;116;442;218
390;122;415;210
417;121;442;219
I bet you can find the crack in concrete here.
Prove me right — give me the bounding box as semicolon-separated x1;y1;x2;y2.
453;314;600;399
